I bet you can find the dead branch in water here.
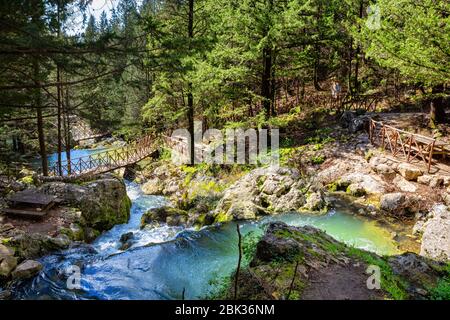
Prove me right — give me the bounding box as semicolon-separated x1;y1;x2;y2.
286;260;300;300
234;223;242;300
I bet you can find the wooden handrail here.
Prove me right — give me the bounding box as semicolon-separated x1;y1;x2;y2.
48;134;156;177
368;118;442;173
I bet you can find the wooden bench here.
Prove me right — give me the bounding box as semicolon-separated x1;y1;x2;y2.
2;190;60;219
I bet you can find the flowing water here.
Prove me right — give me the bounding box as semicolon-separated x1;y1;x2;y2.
32;148;106;172
11;181;400;300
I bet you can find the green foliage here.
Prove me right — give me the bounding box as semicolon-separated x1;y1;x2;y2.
429;263;450;300
357;0;450;85
242;231;262;264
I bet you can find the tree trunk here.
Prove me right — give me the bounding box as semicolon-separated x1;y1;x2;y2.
313;48;323;91
34;58;48;176
430;85;446;127
56;1;62;175
64;84;71;175
348;40;353;94
354;1;364;93
57;66;63;175
270;54;277;116
261;46;273;118
187;0;195;165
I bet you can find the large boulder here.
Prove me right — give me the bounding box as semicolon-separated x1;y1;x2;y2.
397;163;423;181
40;175;131;234
393;176;418;193
214;166;308;222
141;177;164;195
420;205;450;262
11;260;42;280
0;244;17;279
303;191;327;212
339;111;370;133
380;193;409;214
8;232;70;260
339;172;387;196
141;206;189;227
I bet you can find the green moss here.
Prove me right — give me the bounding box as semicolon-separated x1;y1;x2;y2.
311;155;325;165
430;277;450;300
365;150;374;162
214;211;232;224
327;182;339;192
346;247;409;300
346;185;366;197
429;263;450;300
19;175;34;185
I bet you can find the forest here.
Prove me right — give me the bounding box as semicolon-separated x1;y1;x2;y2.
0;0;449;302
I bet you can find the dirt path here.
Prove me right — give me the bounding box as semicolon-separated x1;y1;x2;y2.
302;262;385;300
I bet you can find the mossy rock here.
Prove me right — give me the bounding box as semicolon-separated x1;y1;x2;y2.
141;206;189;228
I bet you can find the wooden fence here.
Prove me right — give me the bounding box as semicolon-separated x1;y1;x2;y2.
368;119;441;173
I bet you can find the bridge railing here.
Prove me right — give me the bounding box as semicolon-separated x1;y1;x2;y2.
49;134;155;177
368;119;439;173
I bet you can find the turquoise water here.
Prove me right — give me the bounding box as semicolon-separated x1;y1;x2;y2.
32;149;105;173
47;148;105;165
11;181;399;300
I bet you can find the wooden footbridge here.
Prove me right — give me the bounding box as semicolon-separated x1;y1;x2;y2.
47;134;157;179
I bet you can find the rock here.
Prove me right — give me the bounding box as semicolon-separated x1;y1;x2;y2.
120;232;134;243
214;166;306;222
417;175;444;188
397;163;423;181
269;188;306;213
119;232;135;251
141;177;164;195
443;176;450;187
417;175;433;185
0;289;11;300
226;222;448;300
413;219;426;236
339;112;369;133
0;250;17;278
429;177;444;189
254;222;303;262
380;193;406;214
8;233;70;260
347;184;367;197
83;228;100;243
388;253;443;298
443;193;450;206
302;191;327;212
372;163;396;179
40;176;131;234
141;206;188;227
340;173;387;196
339;111;354;129
393;175;418;193
0;244;14;258
420;205;450;261
11;260;43;280
69;223;84;241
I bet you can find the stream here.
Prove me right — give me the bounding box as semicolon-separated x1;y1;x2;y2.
10;180;401;300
